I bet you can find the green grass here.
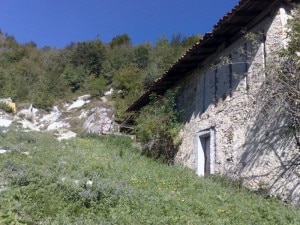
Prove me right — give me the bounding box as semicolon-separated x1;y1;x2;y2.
0;129;299;224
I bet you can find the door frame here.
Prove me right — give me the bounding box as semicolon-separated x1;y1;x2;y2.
195;127;215;176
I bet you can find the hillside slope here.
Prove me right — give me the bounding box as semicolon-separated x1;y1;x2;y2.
0;129;299;224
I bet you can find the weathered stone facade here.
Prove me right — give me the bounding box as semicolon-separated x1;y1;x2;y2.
126;0;300;205
175;5;300;205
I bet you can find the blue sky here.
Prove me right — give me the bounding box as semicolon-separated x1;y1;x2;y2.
0;0;239;48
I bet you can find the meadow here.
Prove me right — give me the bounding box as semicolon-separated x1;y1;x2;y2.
0;128;299;224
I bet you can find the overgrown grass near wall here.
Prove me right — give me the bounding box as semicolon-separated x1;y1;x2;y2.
0;129;299;224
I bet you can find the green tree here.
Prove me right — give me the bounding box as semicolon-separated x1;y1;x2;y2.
170;33;185;46
84;75;107;97
41;47;72;100
109;34;131;48
62;64;86;92
64;40;106;76
113;64;143;120
0;28;201;112
129;44;150;69
182;34;202;47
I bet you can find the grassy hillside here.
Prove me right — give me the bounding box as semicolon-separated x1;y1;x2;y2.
0;129;299;224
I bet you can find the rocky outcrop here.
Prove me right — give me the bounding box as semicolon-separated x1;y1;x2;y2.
83;106;115;134
0;95;119;140
0;115;13;128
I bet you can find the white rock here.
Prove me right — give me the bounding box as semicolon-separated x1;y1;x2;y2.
100;96;108;103
0;185;6;193
19;120;40;131
0;98;12;103
83;107;114;134
0;119;12;127
68;100;86;110
104;88;114;96
79;110;89;119
86;180;93;187
39;106;62;129
0;149;8;154
17;104;38;122
56;130;77;141
47;121;70;131
28;104;39;115
78;95;91;101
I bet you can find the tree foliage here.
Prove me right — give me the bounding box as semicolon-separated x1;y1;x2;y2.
135;90;182;163
109;34;131;48
64;40;105;75
0;30;200;113
113;64;144;120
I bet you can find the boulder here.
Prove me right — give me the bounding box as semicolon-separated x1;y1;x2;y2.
104;88;114;96
39;106;70;131
83;106;115;134
17;104;38;122
0;110;14;127
55;129;77;141
77;94;91;101
0;118;12;127
67;95;91;111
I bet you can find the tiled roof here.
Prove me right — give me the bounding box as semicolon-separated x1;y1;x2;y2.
126;0;296;113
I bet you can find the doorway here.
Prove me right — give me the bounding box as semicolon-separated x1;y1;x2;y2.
196;128;215;176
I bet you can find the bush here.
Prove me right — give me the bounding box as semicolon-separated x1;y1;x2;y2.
0;102;13;113
135;90;182;163
267;7;300;147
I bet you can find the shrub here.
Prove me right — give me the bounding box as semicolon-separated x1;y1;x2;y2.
135;90;182;163
0;102;13;113
265;7;300;147
18;133;37;143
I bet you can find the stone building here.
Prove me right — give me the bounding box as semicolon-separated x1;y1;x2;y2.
127;0;300;205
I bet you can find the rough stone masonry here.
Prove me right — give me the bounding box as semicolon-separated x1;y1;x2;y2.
175;4;300;205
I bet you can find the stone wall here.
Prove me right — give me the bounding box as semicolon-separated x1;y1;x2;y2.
175;5;300;205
